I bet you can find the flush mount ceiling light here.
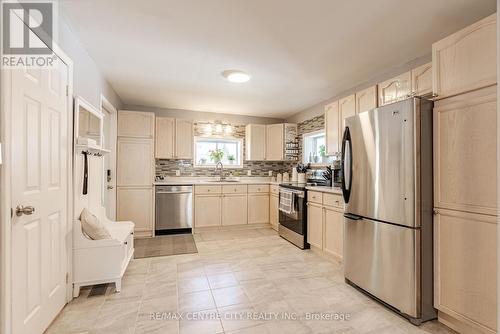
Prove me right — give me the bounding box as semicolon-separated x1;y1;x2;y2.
222;70;251;83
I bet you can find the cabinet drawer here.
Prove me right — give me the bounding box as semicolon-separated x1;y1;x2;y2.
248;184;269;193
308;191;322;204
323;193;343;208
222;184;248;194
195;185;222;194
270;185;279;195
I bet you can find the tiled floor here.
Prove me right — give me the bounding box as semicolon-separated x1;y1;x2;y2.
46;228;455;334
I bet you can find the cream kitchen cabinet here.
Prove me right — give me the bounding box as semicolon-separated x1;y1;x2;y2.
248;194;269;224
266;124;284;161
195;195;222;227
377;71;411;106
433;14;496;100
117;137;154;187
339;94;356;148
118;110;155;138
245;124;266;160
117;187;153;237
155;117;174;159
222;194;248;226
434;209;497;334
323;206;343;261
325;101;340;155
155;117;193;159
433;85;497;216
269;193;279;231
175;119;193;159
355;86;377;114
411;62;432;97
307;202;323;249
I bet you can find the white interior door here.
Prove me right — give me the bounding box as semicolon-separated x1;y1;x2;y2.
102;106;117;220
10;55;69;333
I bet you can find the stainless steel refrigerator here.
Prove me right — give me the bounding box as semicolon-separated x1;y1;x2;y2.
341;97;436;325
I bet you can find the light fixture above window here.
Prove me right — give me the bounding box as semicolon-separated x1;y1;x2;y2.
222;70;251;83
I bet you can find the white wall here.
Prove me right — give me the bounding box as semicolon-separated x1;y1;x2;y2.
286;55;431;123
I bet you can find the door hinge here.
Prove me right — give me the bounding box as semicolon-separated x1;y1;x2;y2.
66;85;69;97
66;273;69;284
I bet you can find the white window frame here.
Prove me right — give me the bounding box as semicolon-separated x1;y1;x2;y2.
193;136;244;168
302;129;326;164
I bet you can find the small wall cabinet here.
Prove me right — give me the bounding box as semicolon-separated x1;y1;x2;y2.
411;62;432;97
117;110;154;138
245;124;266;161
155;117;193;159
355;85;377;114
378;71;412;106
266;124;285;161
325;101;340;155
432;14;496;100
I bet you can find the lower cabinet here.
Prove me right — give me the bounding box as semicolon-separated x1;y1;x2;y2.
117;187;153;237
195;195;221;227
222;194;247;226
248;194;269;224
434;208;497;333
307;203;323;249
270;194;279;231
323;206;344;260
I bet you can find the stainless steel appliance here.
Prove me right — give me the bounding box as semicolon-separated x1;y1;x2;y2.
155;185;193;235
341;98;436;325
278;183;309;249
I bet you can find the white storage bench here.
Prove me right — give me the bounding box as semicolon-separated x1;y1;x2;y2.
73;208;135;297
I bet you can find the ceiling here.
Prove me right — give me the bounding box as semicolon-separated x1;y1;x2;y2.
61;0;496;118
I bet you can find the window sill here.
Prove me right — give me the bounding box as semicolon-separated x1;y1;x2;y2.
194;164;244;169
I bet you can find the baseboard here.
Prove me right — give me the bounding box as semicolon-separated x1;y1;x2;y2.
194;223;273;233
438;311;496;334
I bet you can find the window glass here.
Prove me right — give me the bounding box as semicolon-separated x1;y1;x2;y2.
194;137;243;168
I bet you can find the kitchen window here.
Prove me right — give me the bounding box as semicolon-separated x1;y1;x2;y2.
194;137;243;168
303;130;327;164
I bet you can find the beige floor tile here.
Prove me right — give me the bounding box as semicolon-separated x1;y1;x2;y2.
139;295;178;314
218;303;264;332
178;276;210;294
212;286;250;308
179;309;223;334
207;272;239;289
179;290;216;312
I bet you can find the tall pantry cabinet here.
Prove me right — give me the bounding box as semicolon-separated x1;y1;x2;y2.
432;14;497;334
117;110;155;238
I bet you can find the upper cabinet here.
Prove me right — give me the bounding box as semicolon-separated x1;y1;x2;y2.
118;110;155;138
433;14;497;100
339;94;356;147
411;62;432;96
266;124;284;161
155;117;193;159
245;124;266;161
325;101;340;155
355;86;377;114
377;71;411;106
155;117;174;159
175;119;193;159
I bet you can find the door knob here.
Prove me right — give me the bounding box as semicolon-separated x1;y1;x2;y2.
15;205;35;217
107;185;114;190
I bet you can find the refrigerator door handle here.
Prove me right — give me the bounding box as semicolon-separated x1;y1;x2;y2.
344;213;362;220
341;126;352;203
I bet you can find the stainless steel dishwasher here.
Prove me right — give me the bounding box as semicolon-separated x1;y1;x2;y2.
155;185;193;235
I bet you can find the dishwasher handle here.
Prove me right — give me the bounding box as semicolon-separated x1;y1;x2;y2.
156;191;193;194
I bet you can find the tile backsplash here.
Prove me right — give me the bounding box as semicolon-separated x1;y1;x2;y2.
155;116;326;177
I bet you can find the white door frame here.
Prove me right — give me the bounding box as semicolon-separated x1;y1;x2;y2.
0;25;74;334
100;94;117;220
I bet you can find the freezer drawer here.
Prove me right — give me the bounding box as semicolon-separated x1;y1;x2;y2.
344;216;419;318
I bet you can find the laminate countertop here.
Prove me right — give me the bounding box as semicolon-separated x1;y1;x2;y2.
153;177;280;186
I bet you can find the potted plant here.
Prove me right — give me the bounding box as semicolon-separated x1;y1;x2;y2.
319;144;327;163
209;149;224;163
227;154;235;164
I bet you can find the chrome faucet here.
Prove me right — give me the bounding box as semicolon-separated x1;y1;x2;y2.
215;161;225;181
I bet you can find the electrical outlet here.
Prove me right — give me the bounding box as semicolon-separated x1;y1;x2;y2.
247;170;252;176
175;170;181;176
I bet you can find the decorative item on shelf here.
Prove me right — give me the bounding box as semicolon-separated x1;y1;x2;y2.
319;145;328;163
227;154;235;164
209;149;224;163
